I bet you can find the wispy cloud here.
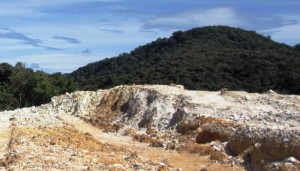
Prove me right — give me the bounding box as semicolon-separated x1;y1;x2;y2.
0;32;41;44
22;42;62;51
0;0;122;9
0;8;45;17
240;14;298;31
261;24;300;45
0;29;61;50
100;28;125;34
52;36;81;44
143;7;242;30
29;63;40;70
0;0;121;18
2;53;102;73
141;6;300;46
81;49;92;55
139;29;159;34
0;27;14;32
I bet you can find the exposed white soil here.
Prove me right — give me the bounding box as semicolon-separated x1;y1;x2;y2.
0;84;299;170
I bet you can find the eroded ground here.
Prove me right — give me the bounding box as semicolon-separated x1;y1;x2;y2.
1;114;244;170
0;85;299;170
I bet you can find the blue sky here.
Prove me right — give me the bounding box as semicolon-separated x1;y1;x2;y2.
0;0;299;73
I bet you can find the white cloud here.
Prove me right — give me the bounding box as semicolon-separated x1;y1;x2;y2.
0;0;121;8
0;9;45;17
261;23;300;45
259;15;300;45
143;7;243;30
0;0;121;17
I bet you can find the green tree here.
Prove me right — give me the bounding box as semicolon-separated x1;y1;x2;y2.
0;84;15;110
0;63;13;82
10;62;34;107
0;62;78;111
295;43;300;52
31;71;57;105
50;72;77;94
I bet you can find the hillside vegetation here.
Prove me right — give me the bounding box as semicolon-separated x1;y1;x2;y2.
71;26;300;94
0;62;77;111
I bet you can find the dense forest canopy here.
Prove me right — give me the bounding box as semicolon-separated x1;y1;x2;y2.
71;26;300;94
0;62;77;111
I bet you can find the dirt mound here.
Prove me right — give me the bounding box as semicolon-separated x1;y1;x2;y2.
0;85;299;170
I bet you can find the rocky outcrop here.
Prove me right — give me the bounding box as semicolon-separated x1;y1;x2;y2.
0;85;299;170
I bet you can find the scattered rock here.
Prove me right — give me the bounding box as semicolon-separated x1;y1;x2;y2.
278;163;299;171
158;162;168;171
210;151;228;163
150;139;164;148
50;139;57;145
220;88;229;95
166;142;176;150
9;117;16;121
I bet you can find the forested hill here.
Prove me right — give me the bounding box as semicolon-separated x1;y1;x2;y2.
71;26;300;94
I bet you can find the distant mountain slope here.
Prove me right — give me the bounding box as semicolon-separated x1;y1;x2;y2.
71;26;300;94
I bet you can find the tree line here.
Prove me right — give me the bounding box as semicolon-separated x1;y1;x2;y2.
0;62;77;111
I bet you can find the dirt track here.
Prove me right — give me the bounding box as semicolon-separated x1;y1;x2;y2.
0;113;12;161
0;113;245;170
60;115;244;170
